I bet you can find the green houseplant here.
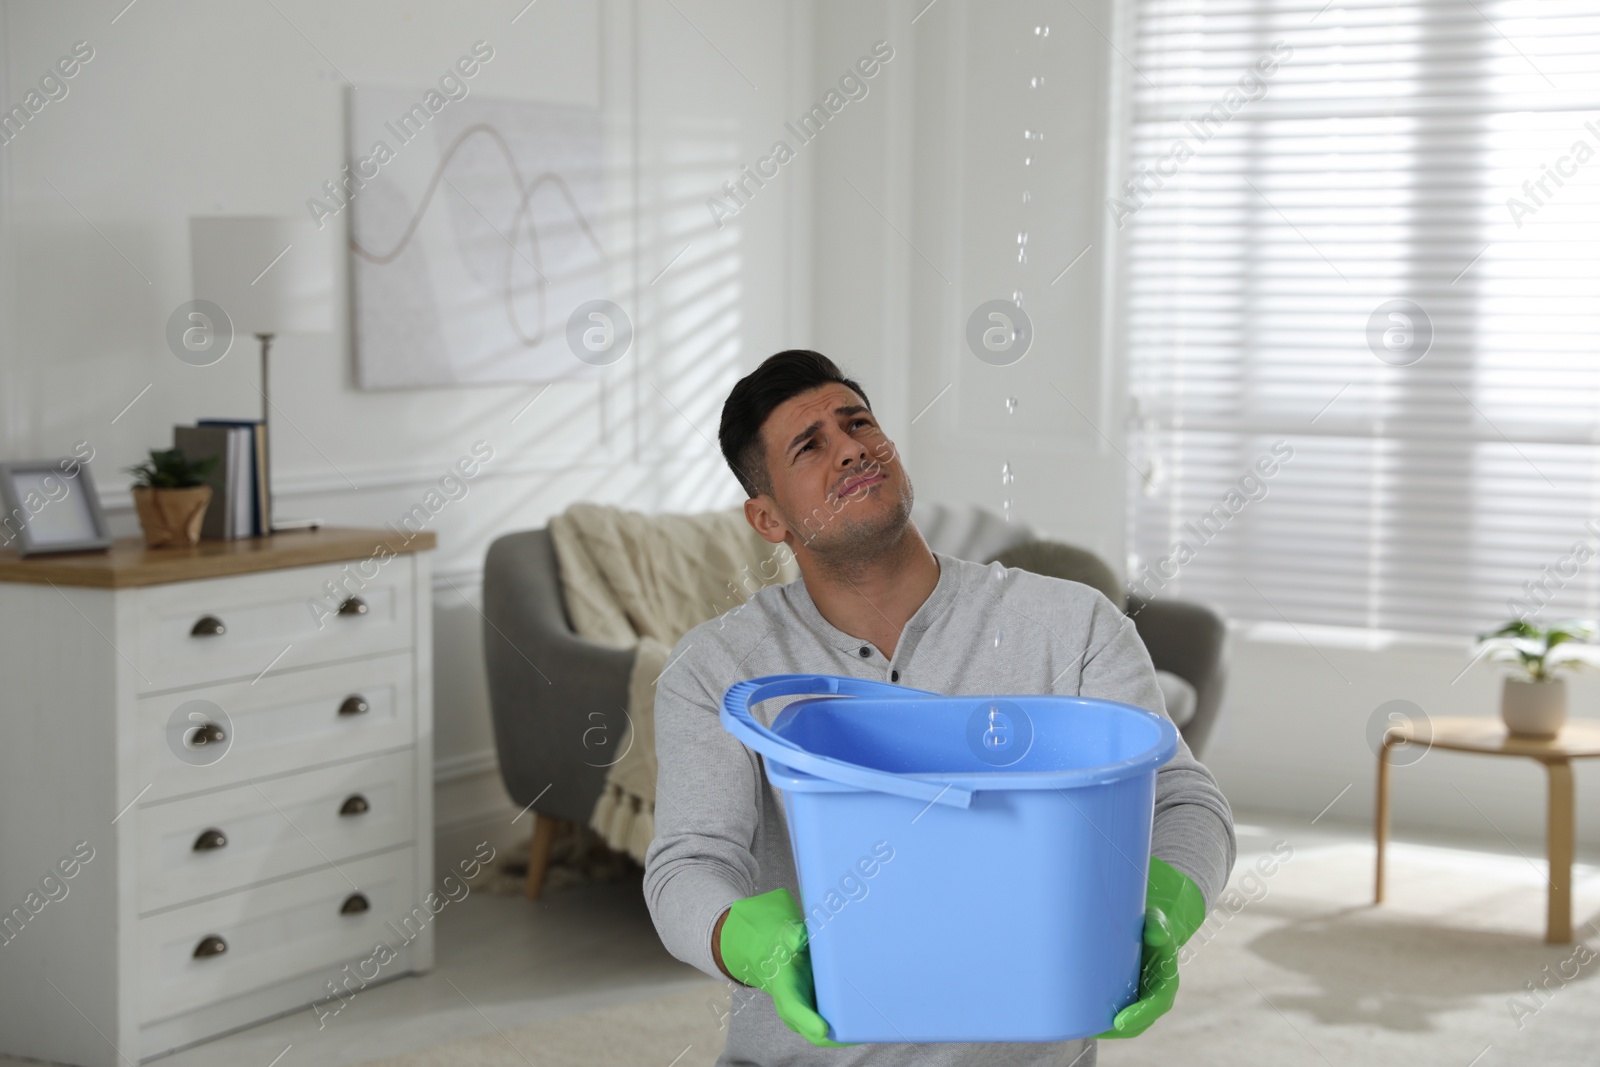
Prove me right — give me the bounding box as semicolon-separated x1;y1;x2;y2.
1475;619;1595;738
124;448;219;548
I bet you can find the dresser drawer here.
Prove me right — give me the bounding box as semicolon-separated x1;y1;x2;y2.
137;652;415;801
137;847;416;1025
132;558;415;692
137;750;417;913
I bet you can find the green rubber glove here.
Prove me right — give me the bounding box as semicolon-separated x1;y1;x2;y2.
718;888;855;1048
1099;856;1207;1039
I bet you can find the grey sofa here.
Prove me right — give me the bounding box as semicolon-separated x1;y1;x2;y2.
482;502;1227;896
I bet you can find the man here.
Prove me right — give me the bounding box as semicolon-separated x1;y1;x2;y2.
644;350;1235;1066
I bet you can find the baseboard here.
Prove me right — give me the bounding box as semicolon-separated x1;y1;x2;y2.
433;747;498;784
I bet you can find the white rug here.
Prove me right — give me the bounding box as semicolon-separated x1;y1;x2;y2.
1101;836;1600;1067
353;838;1600;1067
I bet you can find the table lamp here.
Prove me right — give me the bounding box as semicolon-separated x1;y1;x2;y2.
189;216;334;533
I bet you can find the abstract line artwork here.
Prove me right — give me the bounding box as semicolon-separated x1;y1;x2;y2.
348;88;607;387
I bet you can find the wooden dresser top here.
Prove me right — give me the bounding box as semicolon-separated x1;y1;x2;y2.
0;526;436;588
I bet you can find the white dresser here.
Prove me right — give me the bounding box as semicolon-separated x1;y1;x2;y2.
0;527;435;1066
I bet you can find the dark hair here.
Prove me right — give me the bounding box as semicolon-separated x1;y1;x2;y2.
718;349;872;498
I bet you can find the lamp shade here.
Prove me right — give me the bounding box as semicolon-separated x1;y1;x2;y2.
190;216;334;336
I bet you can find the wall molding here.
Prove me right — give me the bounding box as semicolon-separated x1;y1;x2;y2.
91;447;718;515
433;800;523;839
432;565;485;590
435;746;500;785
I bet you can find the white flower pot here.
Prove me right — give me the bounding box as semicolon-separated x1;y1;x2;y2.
1501;677;1567;739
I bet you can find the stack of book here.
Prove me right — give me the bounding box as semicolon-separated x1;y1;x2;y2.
173;420;270;539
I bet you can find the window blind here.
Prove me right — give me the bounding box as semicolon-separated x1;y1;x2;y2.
1119;0;1600;636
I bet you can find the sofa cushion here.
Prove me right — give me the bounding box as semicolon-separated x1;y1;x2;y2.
913;500;1037;563
1155;669;1198;728
988;539;1126;610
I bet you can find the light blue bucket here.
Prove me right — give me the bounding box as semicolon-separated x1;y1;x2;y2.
720;674;1179;1044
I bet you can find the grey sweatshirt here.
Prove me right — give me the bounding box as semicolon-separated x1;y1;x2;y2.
643;551;1236;1067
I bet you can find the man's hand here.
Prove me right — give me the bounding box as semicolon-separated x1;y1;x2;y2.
1099;857;1206;1039
717;888;855;1048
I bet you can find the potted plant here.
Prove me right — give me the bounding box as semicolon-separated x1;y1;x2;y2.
1475;619;1595;739
125;448;219;548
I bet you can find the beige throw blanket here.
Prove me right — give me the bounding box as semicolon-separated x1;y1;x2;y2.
548;503;800;863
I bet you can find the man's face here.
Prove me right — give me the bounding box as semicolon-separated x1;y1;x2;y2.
745;383;914;557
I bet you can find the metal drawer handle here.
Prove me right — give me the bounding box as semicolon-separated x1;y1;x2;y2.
187;721;227;748
193;935;227;959
193;828;227;852
340;893;370;915
338;695;370;717
190;615;226;637
339;794;369;816
337;596;368;617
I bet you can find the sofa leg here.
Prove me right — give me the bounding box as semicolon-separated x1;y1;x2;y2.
525;814;561;900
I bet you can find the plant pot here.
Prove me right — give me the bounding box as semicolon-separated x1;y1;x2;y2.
131;485;213;548
1501;676;1567;739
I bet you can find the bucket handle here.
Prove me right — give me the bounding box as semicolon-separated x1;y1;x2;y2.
720;674;975;809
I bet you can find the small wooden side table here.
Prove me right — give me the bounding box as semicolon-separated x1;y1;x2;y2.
1374;716;1600;943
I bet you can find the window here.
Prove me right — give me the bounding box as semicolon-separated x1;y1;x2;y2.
1119;0;1600;636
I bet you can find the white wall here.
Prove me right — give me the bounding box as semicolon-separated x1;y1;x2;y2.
810;0;1130;565
0;0;814;859
1209;627;1600;849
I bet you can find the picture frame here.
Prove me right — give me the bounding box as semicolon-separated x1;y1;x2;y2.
0;459;114;557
